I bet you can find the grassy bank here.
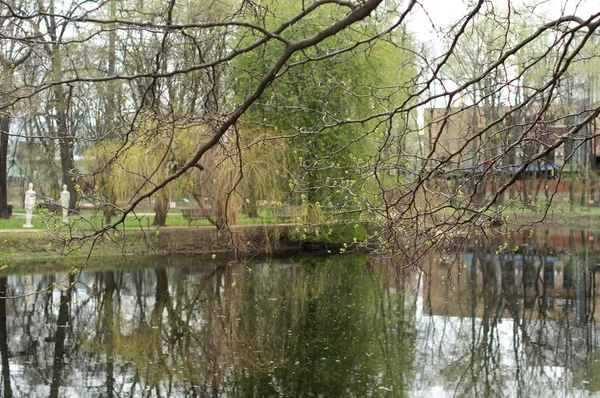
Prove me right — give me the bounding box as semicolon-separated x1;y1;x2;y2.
8;209;280;230
502;207;600;229
2;204;598;267
0;219;369;266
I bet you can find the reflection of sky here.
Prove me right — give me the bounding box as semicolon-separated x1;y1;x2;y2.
411;315;593;397
3;266;224;397
409;265;600;398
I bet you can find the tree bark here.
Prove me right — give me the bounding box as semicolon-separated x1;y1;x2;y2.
153;188;169;226
48;0;77;211
58;117;77;210
0;49;30;219
0;117;10;219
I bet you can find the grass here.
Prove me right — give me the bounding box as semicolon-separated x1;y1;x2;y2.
4;208;295;231
10;201;597;233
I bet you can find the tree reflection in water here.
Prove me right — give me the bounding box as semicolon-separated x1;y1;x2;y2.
0;230;598;397
0;276;12;398
0;255;415;396
419;228;600;397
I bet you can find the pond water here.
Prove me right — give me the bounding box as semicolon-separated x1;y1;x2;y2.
0;229;600;397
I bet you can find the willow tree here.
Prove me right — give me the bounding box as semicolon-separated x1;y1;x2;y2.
171;126;286;228
230;0;415;207
86;121;284;229
86;120;189;226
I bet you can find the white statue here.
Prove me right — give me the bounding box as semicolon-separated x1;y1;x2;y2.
23;182;36;228
60;184;70;222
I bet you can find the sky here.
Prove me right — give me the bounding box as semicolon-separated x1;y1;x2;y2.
403;0;600;111
405;0;600;45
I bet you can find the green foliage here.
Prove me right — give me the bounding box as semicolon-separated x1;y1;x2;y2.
231;1;415;205
287;203;370;246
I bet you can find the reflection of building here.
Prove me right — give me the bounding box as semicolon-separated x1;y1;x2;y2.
414;243;600;397
423;249;600;324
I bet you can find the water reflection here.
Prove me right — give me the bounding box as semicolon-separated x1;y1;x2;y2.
419;229;600;397
0;256;414;397
0;229;599;397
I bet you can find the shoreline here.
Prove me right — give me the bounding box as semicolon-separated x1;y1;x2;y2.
0;224;346;266
0;210;597;265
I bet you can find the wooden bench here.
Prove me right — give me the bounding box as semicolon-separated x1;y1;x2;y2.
38;201;62;213
321;206;359;216
181;208;208;227
271;205;301;221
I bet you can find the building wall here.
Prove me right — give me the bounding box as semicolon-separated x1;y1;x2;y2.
422;105;600;171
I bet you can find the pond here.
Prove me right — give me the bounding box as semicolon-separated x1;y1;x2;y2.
0;228;599;397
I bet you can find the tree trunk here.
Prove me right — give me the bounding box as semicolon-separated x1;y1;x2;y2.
107;0;117;137
247;173;258;218
153;189;169;226
54;68;77;210
569;178;575;211
581;172;587;206
0;117;10;219
98;0;118;223
104;199;116;224
47;0;77;211
57;111;77;210
0;29;30;219
192;191;222;229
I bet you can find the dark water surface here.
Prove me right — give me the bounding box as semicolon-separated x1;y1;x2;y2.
1;229;600;397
